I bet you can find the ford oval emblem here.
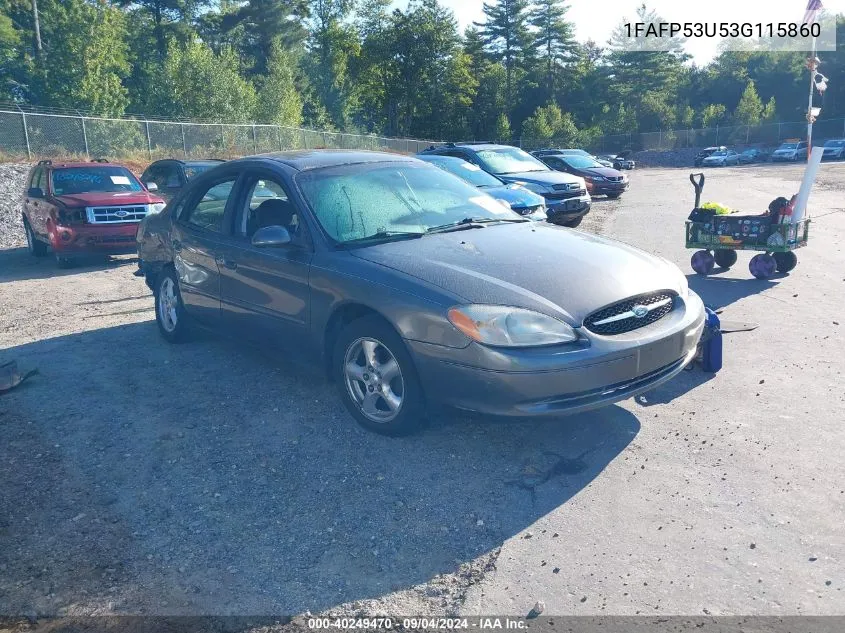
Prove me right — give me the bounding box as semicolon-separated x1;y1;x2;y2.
114;209;129;218
632;305;649;319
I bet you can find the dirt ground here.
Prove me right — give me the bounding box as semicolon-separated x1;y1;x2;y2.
1;163;844;619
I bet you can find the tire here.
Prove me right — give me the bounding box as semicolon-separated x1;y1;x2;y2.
24;219;48;257
333;314;425;436
714;249;737;269
563;216;583;228
749;253;777;279
55;253;73;268
691;250;715;275
154;267;190;342
773;251;797;273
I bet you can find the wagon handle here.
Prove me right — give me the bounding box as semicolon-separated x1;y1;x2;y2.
689;173;705;208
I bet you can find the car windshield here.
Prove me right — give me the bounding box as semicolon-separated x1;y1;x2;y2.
296;162;520;243
474;147;549;174
558;149;589;156
425;158;503;188
563;155;603;169
51;166;143;195
184;164;217;180
711;151;729;157
824;140;845;147
779;143;799;150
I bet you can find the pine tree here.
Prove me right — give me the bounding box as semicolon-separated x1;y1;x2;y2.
734;80;764;125
529;0;575;99
475;0;531;108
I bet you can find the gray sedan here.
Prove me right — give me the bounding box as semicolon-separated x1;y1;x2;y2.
137;151;705;436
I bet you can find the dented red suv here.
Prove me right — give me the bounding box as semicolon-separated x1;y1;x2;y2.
21;160;165;266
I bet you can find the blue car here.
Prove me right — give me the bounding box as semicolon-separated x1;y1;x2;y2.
417;155;547;221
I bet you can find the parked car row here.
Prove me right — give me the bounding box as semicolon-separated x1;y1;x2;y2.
694;138;845;167
20;149;703;437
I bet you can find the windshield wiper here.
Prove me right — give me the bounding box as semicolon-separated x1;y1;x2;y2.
339;230;425;247
426;217;527;234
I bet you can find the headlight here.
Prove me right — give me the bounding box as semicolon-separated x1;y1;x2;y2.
448;305;578;347
589;175;607;182
148;203;166;214
516;182;552;195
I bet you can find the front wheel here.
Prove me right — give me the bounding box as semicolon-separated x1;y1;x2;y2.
749;253;777;279
155;268;189;342
24;219;48;257
563;216;583;228
714;249;737;269
691;250;715;275
334;315;425;436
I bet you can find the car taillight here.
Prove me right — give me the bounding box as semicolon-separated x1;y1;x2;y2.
58;208;86;225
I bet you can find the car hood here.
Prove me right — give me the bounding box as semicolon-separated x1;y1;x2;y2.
480;184;545;209
773;148;797;154
350;222;683;325
495;170;581;186
702;155;725;162
55;191;164;207
580;166;624;178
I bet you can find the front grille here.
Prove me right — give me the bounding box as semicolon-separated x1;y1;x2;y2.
545;188;586;201
86;205;148;224
552;183;580;191
584;291;676;335
607;176;624;182
86;234;136;244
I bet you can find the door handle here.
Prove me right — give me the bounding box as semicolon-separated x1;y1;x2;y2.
215;255;237;270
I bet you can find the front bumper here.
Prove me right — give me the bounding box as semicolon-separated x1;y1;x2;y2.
544;194;591;221
49;222;140;256
771;154;796;161
408;290;706;417
591;181;629;195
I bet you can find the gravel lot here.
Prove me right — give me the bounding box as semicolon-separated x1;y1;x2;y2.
1;162;844;619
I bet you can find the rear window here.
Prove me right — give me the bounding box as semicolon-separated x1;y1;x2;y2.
184;164;217;180
51;166;143;195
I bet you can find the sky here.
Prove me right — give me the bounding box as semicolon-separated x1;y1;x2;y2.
393;0;844;65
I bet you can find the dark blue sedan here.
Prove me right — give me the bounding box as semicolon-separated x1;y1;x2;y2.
418;155;547;221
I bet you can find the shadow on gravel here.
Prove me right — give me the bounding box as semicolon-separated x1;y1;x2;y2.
1;321;640;616
0;247;137;283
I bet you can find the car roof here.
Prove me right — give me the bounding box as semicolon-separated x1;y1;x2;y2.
235;150;420;172
147;158;225;167
417;154;465;163
39;161;128;169
425;143;513;152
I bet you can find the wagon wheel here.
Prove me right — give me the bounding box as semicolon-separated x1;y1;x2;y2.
691;250;715;275
714;249;737;269
749;253;777;279
773;251;798;273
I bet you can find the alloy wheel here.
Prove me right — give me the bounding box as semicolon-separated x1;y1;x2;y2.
158;276;179;333
343;337;404;423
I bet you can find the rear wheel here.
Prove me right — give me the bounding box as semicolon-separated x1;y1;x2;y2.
773;251;797;273
714;249;737;269
691;250;715;275
334;315;425;436
155;268;189;342
24;219;47;257
563;216;583;228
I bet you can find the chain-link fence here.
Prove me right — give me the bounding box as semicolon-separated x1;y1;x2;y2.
520;117;845;154
0;108;438;161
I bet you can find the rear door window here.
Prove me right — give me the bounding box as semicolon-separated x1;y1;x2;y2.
181;179;237;233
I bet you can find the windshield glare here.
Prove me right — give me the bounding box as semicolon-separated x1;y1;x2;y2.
428;158;503;188
297;163;519;243
564;155;603;169
475;147;549;174
51;166;143;195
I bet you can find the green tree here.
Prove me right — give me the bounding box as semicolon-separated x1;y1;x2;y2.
700;103;726;128
255;42;303;126
762;96;777;122
529;0;575;99
521;102;579;145
150;39;257;121
0;2;23;100
476;0;532;108
114;0;209;59
733;80;764;125
222;0;309;75
31;0;130;115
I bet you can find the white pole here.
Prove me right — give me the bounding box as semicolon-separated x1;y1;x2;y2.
792;146;824;224
808;37;816;152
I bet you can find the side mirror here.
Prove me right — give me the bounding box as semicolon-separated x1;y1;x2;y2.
251;225;292;248
27;187;44;198
145;182;159;192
